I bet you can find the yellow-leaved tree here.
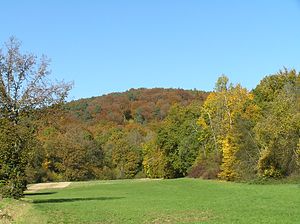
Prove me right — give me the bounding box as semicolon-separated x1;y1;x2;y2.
198;75;259;180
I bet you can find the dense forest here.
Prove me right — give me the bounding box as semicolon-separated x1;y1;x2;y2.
27;88;208;182
25;69;300;184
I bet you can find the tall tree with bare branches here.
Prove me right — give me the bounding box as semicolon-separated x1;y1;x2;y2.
0;37;72;198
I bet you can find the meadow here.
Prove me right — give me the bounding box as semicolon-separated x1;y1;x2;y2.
1;178;300;223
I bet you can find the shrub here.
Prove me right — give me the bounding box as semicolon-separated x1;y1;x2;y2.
188;154;221;179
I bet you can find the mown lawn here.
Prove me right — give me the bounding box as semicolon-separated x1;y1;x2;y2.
2;178;300;223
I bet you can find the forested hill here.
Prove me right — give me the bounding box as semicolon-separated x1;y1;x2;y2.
28;88;208;182
25;69;299;184
64;88;209;124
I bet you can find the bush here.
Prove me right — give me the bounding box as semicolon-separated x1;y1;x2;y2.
0;176;27;199
188;155;220;179
98;166;116;180
134;170;147;179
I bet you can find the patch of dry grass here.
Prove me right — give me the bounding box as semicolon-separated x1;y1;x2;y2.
0;199;46;224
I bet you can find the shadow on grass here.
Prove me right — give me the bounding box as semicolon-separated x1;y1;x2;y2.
32;196;125;204
25;192;57;196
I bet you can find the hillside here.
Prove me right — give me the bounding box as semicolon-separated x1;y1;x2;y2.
64;88;208;124
25;70;300;184
27;88;208;182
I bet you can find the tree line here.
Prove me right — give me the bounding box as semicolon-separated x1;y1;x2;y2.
0;38;299;199
29;70;300;183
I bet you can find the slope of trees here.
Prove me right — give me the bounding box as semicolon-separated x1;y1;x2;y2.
64;88;208;124
30;89;208;182
29;69;299;185
0;38;299;200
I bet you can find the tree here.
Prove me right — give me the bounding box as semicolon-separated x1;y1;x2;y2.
93;124;146;179
197;76;258;180
0;119;34;198
107;128;143;178
252;68;299;107
142;138;166;178
254;72;300;178
40;125;103;181
145;103;202;178
0;37;72;198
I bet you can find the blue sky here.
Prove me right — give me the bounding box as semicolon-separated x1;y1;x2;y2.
1;1;300;100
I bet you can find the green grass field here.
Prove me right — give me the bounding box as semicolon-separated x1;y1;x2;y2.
1;178;300;223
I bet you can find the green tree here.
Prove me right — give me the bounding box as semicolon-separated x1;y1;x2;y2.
111;130;142;178
253;68;299;106
148;103;202;178
254;75;300;178
0;119;35;198
101;126;144;179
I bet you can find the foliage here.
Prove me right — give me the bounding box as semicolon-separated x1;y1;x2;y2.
25;69;299;184
143;103;202;178
197;75;258;180
188;153;221;179
142;139;166;178
109;128;143;178
0;119;35;198
253;68;299;105
37;124;103;181
254;71;300;178
65;88;208;125
92;124;147;179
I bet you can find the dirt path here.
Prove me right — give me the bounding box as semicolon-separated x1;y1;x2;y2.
26;182;71;193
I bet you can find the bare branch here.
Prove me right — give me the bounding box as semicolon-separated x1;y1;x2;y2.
0;37;73;123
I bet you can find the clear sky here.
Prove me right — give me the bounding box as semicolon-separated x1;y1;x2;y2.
1;1;300;100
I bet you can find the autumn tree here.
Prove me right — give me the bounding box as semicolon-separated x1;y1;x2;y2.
197;75;258;180
38;125;103;181
0;37;72;198
142;138;166;178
